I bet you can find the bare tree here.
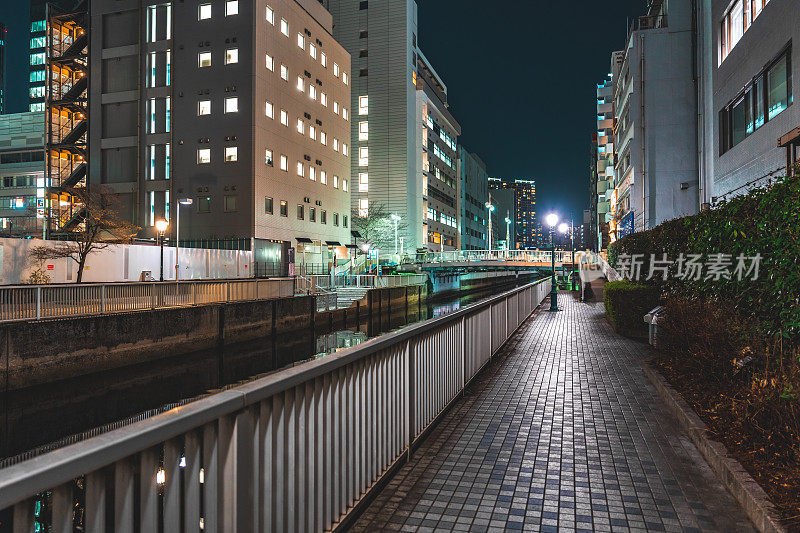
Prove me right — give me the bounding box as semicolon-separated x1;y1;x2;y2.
351;201;408;253
32;186;139;283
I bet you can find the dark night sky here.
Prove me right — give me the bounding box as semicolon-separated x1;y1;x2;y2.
2;0;648;222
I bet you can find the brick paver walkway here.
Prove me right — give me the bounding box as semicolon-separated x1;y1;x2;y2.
353;293;754;532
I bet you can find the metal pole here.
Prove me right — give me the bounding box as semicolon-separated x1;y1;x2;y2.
176;202;180;282
159;233;164;282
571;219;576;290
549;228;558;311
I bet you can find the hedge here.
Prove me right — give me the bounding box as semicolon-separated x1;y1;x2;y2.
608;176;800;337
603;281;661;338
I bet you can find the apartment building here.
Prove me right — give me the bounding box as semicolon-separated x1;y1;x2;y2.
323;0;461;252
457;147;489;251
595;52;622;246
0;112;46;236
707;0;797;200
488;177;537;250
89;0;352;266
612;0;699;235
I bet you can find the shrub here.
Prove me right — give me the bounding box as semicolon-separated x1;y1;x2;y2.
608;176;800;339
604;280;660;338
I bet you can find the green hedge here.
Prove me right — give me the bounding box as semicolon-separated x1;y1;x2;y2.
608;176;800;337
604;281;661;338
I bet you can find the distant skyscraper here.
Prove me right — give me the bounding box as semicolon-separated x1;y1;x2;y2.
489;178;537;249
458;147;490;250
28;0;80;112
0;23;6;115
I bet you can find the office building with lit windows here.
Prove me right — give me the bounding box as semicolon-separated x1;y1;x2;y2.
488;177;537;250
0;112;47;236
705;0;798;201
323;0;462;252
458;147;489;251
89;0;352;267
29;0;81;112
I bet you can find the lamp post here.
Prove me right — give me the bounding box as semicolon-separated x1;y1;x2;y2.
155;219;169;282
485;202;495;253
390;213;401;257
558;220;576;290
176;198;193;281
545;213;559;311
504;216;512;257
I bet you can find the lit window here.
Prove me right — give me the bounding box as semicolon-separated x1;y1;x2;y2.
296;76;304;91
343;72;348;85
342;108;349;121
309;44;317;59
359;121;368;141
266;54;274;71
359;198;368;217
359;147;369;166
225;48;238;64
309;85;317;100
198;52;212;68
309;125;317;140
280;64;288;80
321;93;328;107
199;3;211;20
309;166;316;181
320;132;327;145
197;148;211;164
265;101;274;118
225;147;238;162
320;51;327;67
280;200;288;216
333;101;340;115
280;18;289;37
334;175;340;188
198;100;211;116
224;97;238;113
297;119;304;134
225;0;238;16
280;155;288;171
297;33;304;49
266;5;274;24
297;162;304;176
342;143;348;156
342;180;348;192
333;138;339;151
320;170;327;184
334;63;340;77
265;149;273;165
280;109;288;126
359;172;369;192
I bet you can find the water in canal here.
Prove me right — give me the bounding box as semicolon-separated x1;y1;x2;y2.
0;280;532;462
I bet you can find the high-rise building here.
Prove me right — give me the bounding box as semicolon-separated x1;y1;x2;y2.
595;52;622;247
487;178;514;251
89;0;352;268
29;0;81;112
611;0;699;236
0;23;7;115
323;0;462;252
488;177;537;250
457;147;489;250
0;112;46;236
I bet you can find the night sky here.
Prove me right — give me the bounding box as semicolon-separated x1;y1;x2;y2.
2;0;648;222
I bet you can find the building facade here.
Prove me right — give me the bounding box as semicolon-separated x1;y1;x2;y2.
0;112;46;236
707;0;797;200
89;0;352;266
594;53;621;247
487;178;514;251
610;0;699;237
29;0;81;112
488;177;537;250
1;23;6;115
323;0;461;252
457;147;489;250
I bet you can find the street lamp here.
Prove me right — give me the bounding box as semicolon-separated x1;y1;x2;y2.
485;202;495;253
155;219;169;282
504;216;512;255
558;220;576;290
390;213;401;255
176;198;193;281
545;213;559;311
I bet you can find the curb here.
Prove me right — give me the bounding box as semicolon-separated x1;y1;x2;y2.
641;361;787;533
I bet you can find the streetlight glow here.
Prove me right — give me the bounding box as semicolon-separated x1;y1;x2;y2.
558;222;569;234
485;202;495;212
545;213;559;227
155;219;169;233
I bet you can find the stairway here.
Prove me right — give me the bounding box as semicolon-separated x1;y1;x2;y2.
335;287;370;308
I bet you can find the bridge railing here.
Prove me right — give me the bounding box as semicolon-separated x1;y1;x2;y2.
422;249;573;264
0;278;552;533
307;274;428;290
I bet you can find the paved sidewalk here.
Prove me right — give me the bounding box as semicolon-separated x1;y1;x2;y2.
353;293;754;532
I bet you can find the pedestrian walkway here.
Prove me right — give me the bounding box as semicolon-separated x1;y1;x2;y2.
353;292;754;532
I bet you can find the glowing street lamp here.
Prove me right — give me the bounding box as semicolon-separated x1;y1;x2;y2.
504;216;512;253
545;213;559;311
485;202;495;252
155;219;169;282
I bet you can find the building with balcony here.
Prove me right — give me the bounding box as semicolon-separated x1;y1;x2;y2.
706;0;798;201
594;53;621;247
323;0;461;252
612;0;699;236
0;112;46;236
88;0;352;269
458;147;489;251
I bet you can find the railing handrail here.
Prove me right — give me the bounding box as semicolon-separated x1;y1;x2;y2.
0;278;295;290
0;278;549;509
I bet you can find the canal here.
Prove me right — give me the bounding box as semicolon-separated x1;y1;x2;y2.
0;279;534;463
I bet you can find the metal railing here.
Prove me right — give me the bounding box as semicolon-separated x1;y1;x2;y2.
308;274;428;290
421;249;572;265
0;278;552;532
0;279;296;322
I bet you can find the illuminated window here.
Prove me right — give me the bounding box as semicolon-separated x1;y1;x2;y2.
265;149;273;166
197;148;211;164
297;33;304;49
199;3;211;20
342;143;348;156
296;119;304;134
333;63;340;77
342;108;349;121
333;138;339;151
198;100;211;116
280;155;288;171
359;96;368;115
280;64;288;81
309;85;317;100
225;0;238;16
266;54;274;71
225;146;238;162
296;76;304;91
224;97;238;113
225;48;238;64
266;5;274;24
359;121;368;141
333;175;340;188
359;198;368;217
359;147;369;167
198;52;212;68
280;201;288;216
309;166;316;181
309;44;317;59
309;125;317;140
265;101;274;118
333;101;340;115
280;18;289;37
320;132;327;145
359;172;369;192
320;171;327;184
342;72;348;85
296;162;304;176
320;51;327;67
280;109;288;126
321;92;328;107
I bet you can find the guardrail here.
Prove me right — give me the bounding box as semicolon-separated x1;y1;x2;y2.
0;279;296;322
422;249;572;264
0;278;552;532
308;274;428;290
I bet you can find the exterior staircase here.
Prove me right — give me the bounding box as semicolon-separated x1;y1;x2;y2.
335;287;370;308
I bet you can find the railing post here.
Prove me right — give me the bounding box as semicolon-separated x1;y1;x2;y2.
226;281;231;302
101;285;107;314
151;284;156;310
405;339;414;459
36;286;42;320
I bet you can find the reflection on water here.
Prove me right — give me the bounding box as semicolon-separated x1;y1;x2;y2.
315;330;369;358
